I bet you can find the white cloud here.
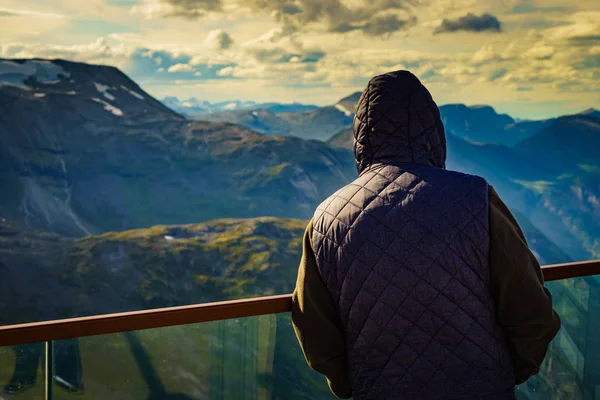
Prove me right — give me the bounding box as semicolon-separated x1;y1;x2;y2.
545;11;600;42
131;0;222;20
130;0;171;19
471;45;501;64
0;37;131;67
216;66;234;76
0;8;66;19
524;45;555;59
167;63;194;72
0;7;70;40
468;42;523;66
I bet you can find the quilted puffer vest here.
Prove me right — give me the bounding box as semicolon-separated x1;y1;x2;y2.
311;71;515;399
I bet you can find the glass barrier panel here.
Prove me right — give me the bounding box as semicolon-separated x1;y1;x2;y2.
517;276;600;400
43;314;337;400
0;342;45;400
3;274;600;399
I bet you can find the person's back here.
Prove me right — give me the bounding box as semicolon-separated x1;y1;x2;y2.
291;71;561;399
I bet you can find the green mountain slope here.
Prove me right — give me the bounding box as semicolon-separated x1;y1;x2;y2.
0;217;306;324
63;217;307;315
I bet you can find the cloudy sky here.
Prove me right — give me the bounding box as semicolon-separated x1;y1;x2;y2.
1;0;599;119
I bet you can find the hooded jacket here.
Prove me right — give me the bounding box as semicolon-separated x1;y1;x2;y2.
291;71;561;399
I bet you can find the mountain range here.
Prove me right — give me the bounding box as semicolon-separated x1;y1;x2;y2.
185;89;598;147
193;92;358;141
0;57;598;399
162;96;318;118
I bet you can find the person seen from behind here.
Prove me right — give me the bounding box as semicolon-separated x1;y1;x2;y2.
291;70;561;399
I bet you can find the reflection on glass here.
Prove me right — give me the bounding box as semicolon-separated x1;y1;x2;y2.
44;314;335;400
0;342;45;399
517;276;600;400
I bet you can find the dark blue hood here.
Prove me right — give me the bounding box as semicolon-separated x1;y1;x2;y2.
353;70;447;174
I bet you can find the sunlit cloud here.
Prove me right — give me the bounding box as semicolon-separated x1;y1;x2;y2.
544;11;600;44
131;0;419;36
167;63;194;72
130;0;221;19
0;6;70;40
0;8;66;18
524;45;555;60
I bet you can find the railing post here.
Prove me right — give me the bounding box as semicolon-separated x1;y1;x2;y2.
45;340;54;400
583;278;600;400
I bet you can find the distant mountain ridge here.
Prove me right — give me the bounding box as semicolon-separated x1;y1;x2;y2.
581;108;600;119
334;92;361;116
192;86;598;147
194;94;357;140
162;96;318;117
437;103;558;146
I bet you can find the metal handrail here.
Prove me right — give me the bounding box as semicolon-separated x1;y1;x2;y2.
0;259;599;347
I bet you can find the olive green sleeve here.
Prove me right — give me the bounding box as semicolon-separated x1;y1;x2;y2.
291;219;352;399
488;185;562;385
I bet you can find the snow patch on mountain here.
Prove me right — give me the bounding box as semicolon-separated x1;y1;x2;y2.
120;85;144;100
93;82;115;101
0;60;70;89
92;98;124;117
334;103;353;117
